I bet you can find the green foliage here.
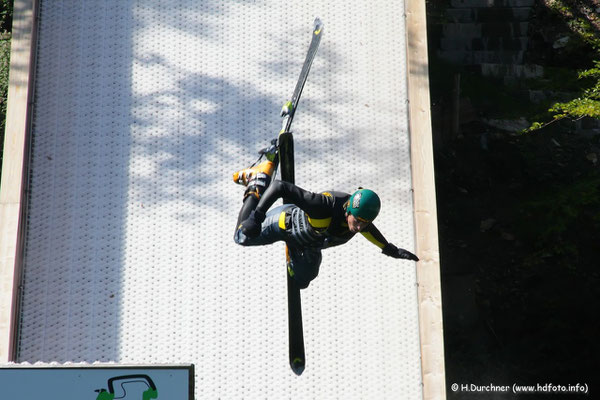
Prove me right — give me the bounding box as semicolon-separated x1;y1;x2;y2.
553;62;600;113
524;61;600;132
525;1;600;133
549;97;600;119
545;0;600;50
524;74;600;133
1;35;9;122
0;0;12;31
1;0;11;169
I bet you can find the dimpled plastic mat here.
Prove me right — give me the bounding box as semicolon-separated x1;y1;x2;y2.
18;1;422;398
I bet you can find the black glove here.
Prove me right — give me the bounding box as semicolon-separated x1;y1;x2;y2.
241;209;266;238
382;243;419;261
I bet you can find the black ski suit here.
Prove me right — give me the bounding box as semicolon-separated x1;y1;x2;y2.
234;180;392;287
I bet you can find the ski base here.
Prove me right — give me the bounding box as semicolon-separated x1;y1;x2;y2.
287;267;306;376
277;17;323;377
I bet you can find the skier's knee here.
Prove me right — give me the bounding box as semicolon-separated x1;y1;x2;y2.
234;226;250;246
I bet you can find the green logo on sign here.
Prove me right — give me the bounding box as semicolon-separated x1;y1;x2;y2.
95;374;158;400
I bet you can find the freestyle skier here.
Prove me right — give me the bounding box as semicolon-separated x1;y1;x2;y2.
232;17;416;374
232;147;419;289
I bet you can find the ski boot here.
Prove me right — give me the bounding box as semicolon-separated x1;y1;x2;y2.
233;139;278;200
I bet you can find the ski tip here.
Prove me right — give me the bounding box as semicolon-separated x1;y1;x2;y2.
291;358;305;376
313;17;323;34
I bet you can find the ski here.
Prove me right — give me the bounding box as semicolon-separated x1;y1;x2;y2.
277;17;324;376
279;17;324;137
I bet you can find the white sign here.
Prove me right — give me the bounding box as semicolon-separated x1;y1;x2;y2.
0;365;194;400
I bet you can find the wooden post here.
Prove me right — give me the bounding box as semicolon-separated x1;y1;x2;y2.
0;0;38;362
406;0;447;398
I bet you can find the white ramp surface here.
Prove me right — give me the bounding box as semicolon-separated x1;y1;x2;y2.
18;1;422;398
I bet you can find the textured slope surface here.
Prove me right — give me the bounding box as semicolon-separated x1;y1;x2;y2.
18;1;421;398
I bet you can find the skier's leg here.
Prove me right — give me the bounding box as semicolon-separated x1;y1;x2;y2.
234;159;275;224
235;193;260;230
287;247;322;289
235;204;293;246
232;142;277;237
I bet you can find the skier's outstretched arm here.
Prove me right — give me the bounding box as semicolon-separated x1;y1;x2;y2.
361;223;388;248
362;224;419;261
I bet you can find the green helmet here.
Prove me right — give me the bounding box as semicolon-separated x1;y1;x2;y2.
347;188;381;222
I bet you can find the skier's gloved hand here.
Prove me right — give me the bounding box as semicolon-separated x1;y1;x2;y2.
382;243;419;261
241;209;266;238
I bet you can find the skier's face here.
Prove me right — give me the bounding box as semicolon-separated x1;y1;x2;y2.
347;214;370;233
